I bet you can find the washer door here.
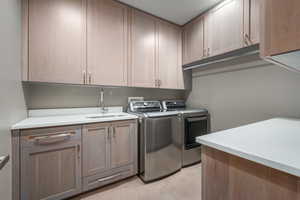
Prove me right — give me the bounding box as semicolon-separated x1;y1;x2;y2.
143;115;182;182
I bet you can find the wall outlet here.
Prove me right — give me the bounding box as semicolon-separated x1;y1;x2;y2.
128;97;144;103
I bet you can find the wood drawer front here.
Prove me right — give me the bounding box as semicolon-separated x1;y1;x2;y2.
21;126;81;148
83;164;135;192
83;120;136;128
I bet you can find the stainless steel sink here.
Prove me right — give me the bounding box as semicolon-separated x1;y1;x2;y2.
87;114;126;119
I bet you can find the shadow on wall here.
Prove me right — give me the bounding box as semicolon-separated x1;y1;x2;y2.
23;82;191;110
186;63;300;132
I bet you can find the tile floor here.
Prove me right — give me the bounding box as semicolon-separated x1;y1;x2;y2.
71;164;201;200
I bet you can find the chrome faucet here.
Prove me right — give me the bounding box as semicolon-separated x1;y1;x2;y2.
99;88;108;113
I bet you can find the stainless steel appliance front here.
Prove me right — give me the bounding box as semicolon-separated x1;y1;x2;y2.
139;114;182;182
162;100;210;167
182;113;210;167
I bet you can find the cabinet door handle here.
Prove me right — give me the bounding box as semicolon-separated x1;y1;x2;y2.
207;48;210;56
107;129;110;140
157;80;161;87
89;73;92;84
244;34;252;46
244;34;249;46
77;144;81;160
96;173;122;183
87;127;106;132
113;127;116;138
34;133;72;145
83;71;86;84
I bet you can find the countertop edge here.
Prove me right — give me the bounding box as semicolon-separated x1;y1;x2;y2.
11;115;138;131
197;138;300;178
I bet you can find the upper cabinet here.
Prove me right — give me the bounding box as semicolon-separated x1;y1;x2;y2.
203;11;214;58
129;10;157;88
27;0;86;84
244;0;260;46
157;21;183;89
183;16;204;65
129;10;184;89
183;0;260;66
87;0;128;86
249;0;260;45
260;0;300;72
23;0;184;89
261;0;300;57
204;0;244;57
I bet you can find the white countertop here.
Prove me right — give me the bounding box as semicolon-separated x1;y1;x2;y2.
196;118;300;177
11;107;138;130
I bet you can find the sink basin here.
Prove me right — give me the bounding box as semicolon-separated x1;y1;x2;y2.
86;114;127;119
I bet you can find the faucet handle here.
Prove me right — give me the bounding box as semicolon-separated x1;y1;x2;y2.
100;88;104;103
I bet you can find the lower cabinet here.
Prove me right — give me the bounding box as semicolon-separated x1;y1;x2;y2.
82;123;110;177
18;120;138;200
20;126;82;200
111;121;137;168
82;120;138;191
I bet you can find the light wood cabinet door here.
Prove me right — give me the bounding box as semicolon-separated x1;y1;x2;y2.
83;123;110;177
249;0;260;44
21;129;82;200
244;0;260;46
87;0;128;86
204;0;244;57
157;21;182;89
177;42;185;90
130;10;157;88
203;11;214;58
110;121;137;169
182;27;189;66
183;16;204;65
261;0;300;56
28;0;86;84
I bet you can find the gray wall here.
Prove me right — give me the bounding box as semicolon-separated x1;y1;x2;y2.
0;0;27;199
187;63;300;132
24;83;187;109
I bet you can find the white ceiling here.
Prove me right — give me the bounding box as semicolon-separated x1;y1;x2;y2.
118;0;223;25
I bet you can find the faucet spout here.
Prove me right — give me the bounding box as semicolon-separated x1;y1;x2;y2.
99;88;108;113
